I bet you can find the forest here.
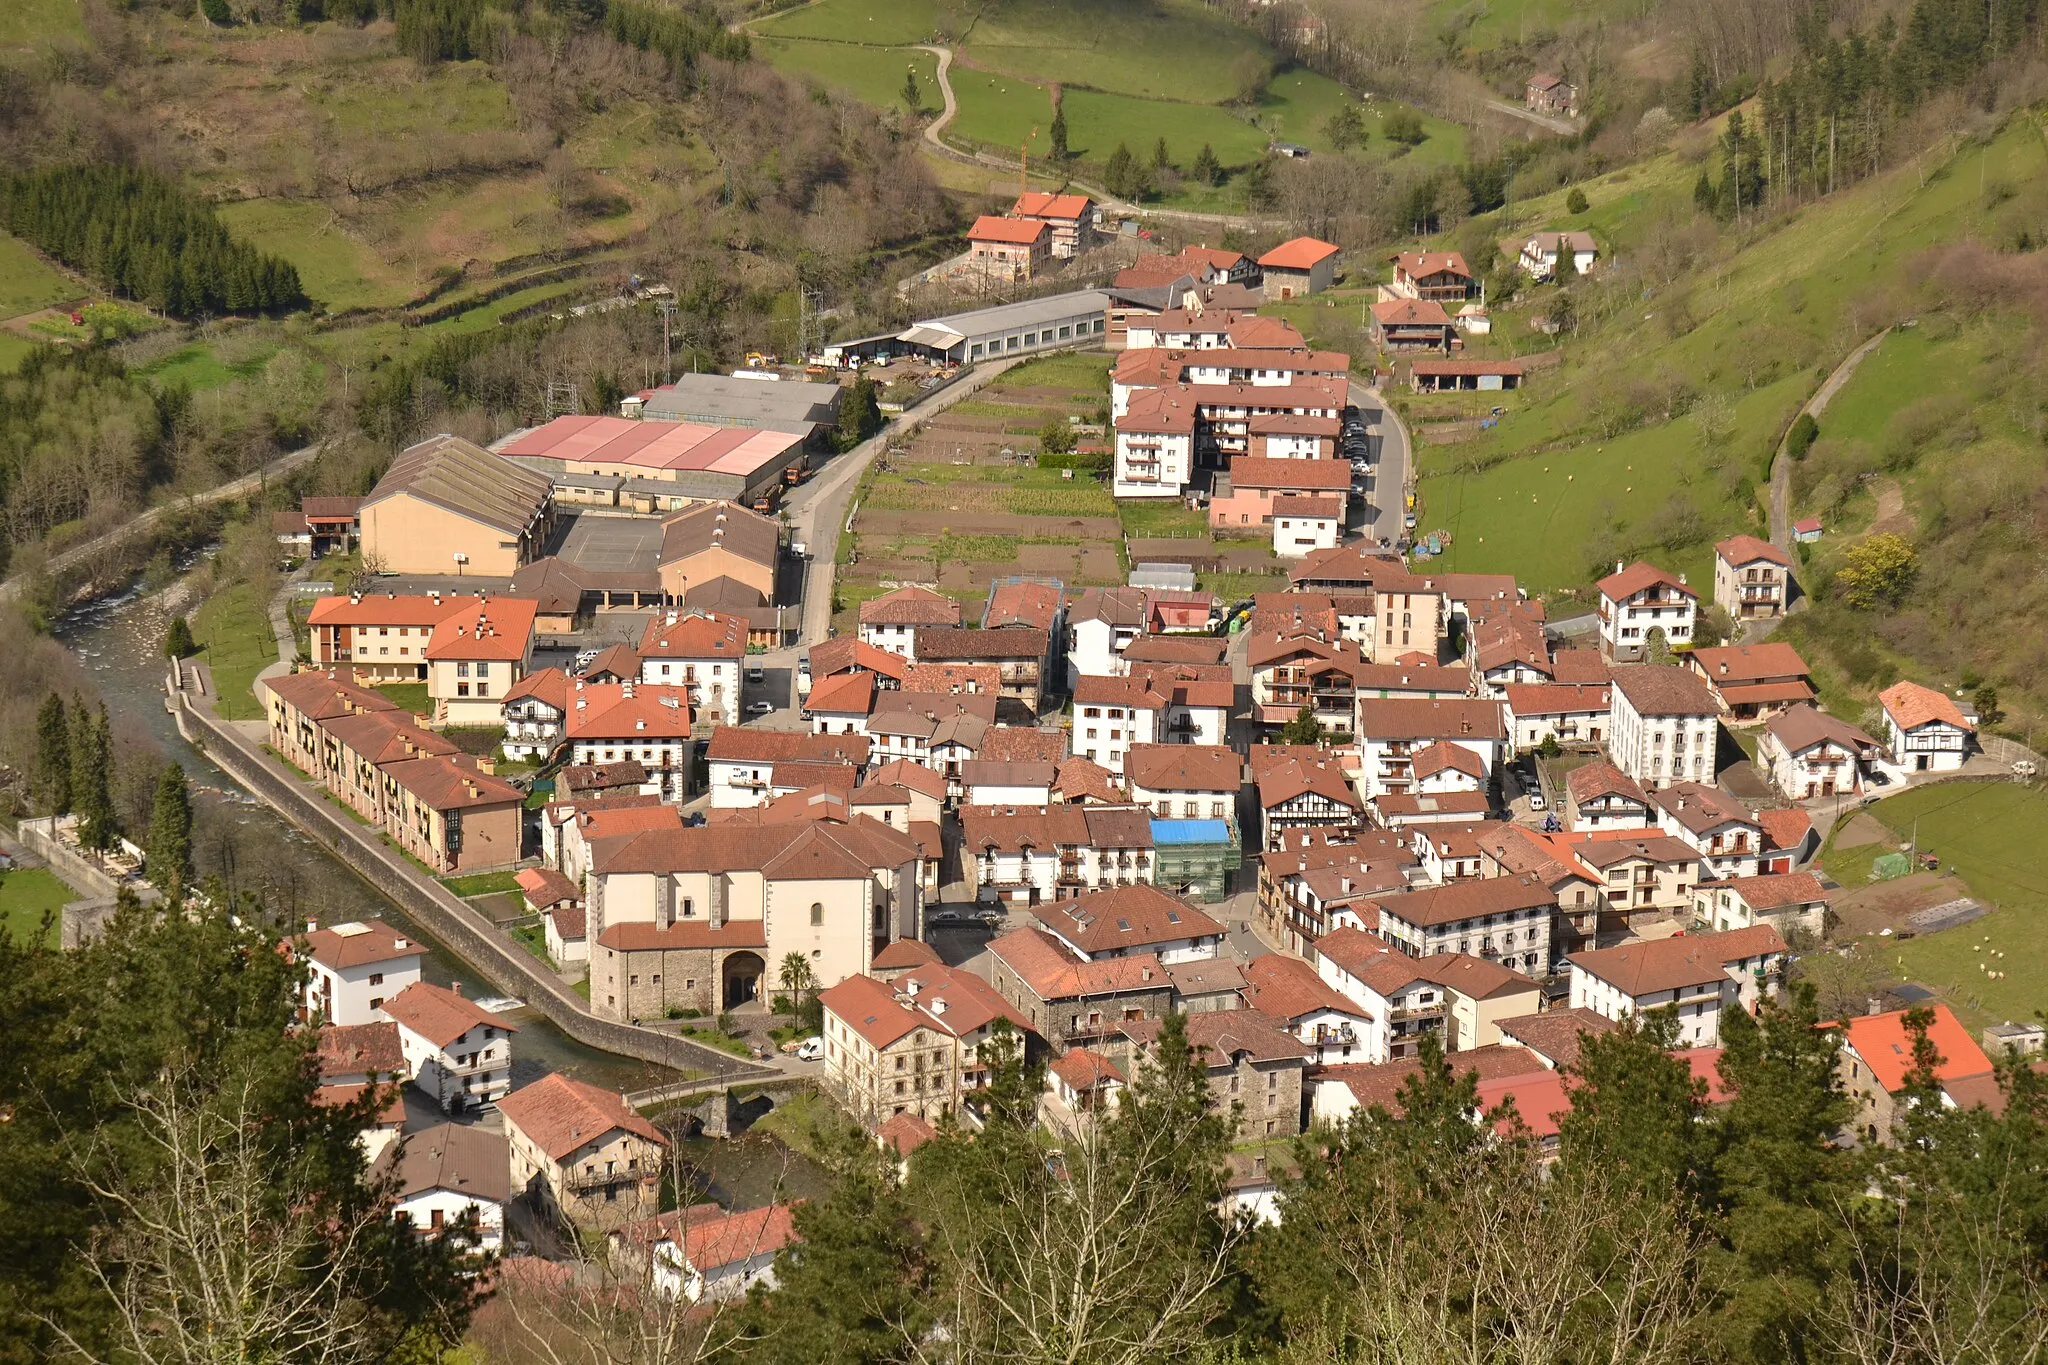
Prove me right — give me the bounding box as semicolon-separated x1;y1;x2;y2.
0;167;304;317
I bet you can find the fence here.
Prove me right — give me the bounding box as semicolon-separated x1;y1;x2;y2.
166;664;773;1084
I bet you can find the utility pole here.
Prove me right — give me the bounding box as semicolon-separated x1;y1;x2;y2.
657;298;676;384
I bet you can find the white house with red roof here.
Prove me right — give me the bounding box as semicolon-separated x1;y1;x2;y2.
1258;236;1341;298
501;667;570;760
306;590;483;684
1835;1004;1999;1144
1113;387;1199;498
1694;871;1831;938
1242;952;1375;1064
857;586;961;660
1713;534;1793;620
562;681;694;801
377;980;519;1112
1565;924;1784;1047
819;967;1031;1125
1385;251;1476;303
300;919;424;1027
637;609;747;727
633;1202;801;1302
1879;680;1975;772
1271;495;1343;558
1596;560;1697;662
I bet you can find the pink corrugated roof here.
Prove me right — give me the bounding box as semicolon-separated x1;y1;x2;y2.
498;415;802;475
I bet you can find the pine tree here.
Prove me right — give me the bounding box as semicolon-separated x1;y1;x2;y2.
1279;703;1324;746
1556;1010;1705;1192
1104;142;1138;200
899;66;921;114
1048;106;1068;161
1192;143;1221;186
1153;136;1171;170
71;699;117;853
147;763;194;901
163;614;196;659
35;693;71;816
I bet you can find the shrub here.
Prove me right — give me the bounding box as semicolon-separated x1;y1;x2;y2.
1566;187;1589;215
1786;412;1818;461
716;1011;739;1035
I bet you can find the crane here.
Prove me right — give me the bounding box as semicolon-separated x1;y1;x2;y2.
1019;125;1038;202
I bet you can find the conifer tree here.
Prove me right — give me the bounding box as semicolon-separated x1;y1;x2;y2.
1192;143;1221;186
163;614;196;659
35;692;70;815
147;763;194;901
71;698;117;852
1049;105;1068;160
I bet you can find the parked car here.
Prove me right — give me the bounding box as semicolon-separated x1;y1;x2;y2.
1527;791;1546;811
745;700;775;716
928;907;962;924
974;909;1006;928
746;664;766;683
795;1036;825;1062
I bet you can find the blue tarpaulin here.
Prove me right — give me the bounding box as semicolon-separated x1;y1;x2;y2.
1151;819;1232;845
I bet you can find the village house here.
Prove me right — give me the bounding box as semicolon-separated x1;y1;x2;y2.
1758;704;1882;800
819;967;1031;1126
1042;1049;1127;1133
1879;680;1976;772
1009;191;1094;258
1596;561;1697;662
1411;820;1502;883
501;668;569;761
967;214;1051;280
1311;926;1448;1061
1713;534;1793;620
1566;925;1786;1047
1502;682;1610;750
1210;456;1351;531
1525;72;1579;116
1695;871;1831;939
1258;236;1342;298
1271;496;1345;558
1652;782;1764;878
374;1123;510;1253
1495;1008;1617;1071
307;591;489;685
499;1073;669;1230
705;728;871;808
1252;745;1365;850
1386;251;1477;303
1421;953;1545;1051
518;867;587;964
1029;883;1225;965
637;610;747;728
1110;344;1351;419
562;682;695;803
1563;760;1653;831
861;693;997;786
1290;549;1449;662
1065;587;1148;685
1607;665;1719;790
377;981;517;1113
260;669;409;785
1565;828;1703;925
1125;744;1241;828
1071;673;1167;774
1469;609;1550;694
1242;953;1377;1064
1369;297;1461;353
1259;841;1418;951
961;803;1158;903
585;812;923;1019
417;597;540;727
1125;305;1303;352
1835;1004;1999;1145
913;627;1052;711
1116;1009;1313;1140
1361;873;1558;975
1686;642;1816;721
1516;230;1598;281
300;920;424;1027
1113;387;1199;498
1354;697;1505;799
962;761;1057;807
987;927;1176;1051
857;585;962;660
624;1203;801;1304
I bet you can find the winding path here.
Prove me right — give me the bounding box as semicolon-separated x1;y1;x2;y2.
1768;328;1889;552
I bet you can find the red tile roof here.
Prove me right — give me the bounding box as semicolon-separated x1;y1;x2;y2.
1493;1007;1616;1070
1690;643;1811;684
1027;884;1224;955
315;1021;406;1078
1259;236;1341;270
872;938;944;970
682;1202;801;1270
1609;665;1717;718
1836;1003;1992;1095
1568;925;1785;997
302;920;421;971
1321;1045;1543;1114
497;1073;668;1160
860;585;963;628
1714;534;1790;567
380;980;515;1049
638;610;745;660
1596;561;1696;602
516;867;581;907
987;927;1167;999
1390;250;1472;280
968;214;1048;245
1242;953;1366;1021
1370;297;1454;327
1229;455;1351;491
424;598;540;662
1879;681;1973;732
878;1111;938;1156
804;670;876;716
1012;191;1091;220
1757;807;1813;854
1049;1047;1127;1091
1123;743;1241;793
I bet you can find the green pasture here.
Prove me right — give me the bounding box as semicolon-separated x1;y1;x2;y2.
0;230;77;319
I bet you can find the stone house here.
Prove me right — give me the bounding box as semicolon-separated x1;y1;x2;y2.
499;1073;669;1230
1116;1009;1313;1140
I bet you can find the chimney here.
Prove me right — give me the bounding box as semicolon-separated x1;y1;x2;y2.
451;981;463;997
928;996;948;1016
305;918;318;934
1141;965;1155;981
1615;560;1625;575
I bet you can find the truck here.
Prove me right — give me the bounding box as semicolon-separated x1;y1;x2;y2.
790;541;808;559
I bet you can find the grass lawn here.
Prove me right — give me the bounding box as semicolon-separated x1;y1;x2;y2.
132;342;282;392
1847;782;2048;1026
680;1025;757;1058
0;332;39;376
993;350;1111;393
442;869;525;898
0;0;87;48
376;682;432;717
751;1088;858;1162
509;920;551;965
0;866;75;948
1118;500;1210;538
757;38;938;114
0;231;77;319
1198;569;1290;602
756;0;943;44
215;200;417;315
191;580;277;721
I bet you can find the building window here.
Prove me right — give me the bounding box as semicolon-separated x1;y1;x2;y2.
811;902;824;926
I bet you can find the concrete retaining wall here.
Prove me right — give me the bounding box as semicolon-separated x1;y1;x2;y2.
167;670;773;1083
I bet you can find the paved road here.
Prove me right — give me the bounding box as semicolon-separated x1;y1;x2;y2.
0;440;325;604
1357;381;1411;545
